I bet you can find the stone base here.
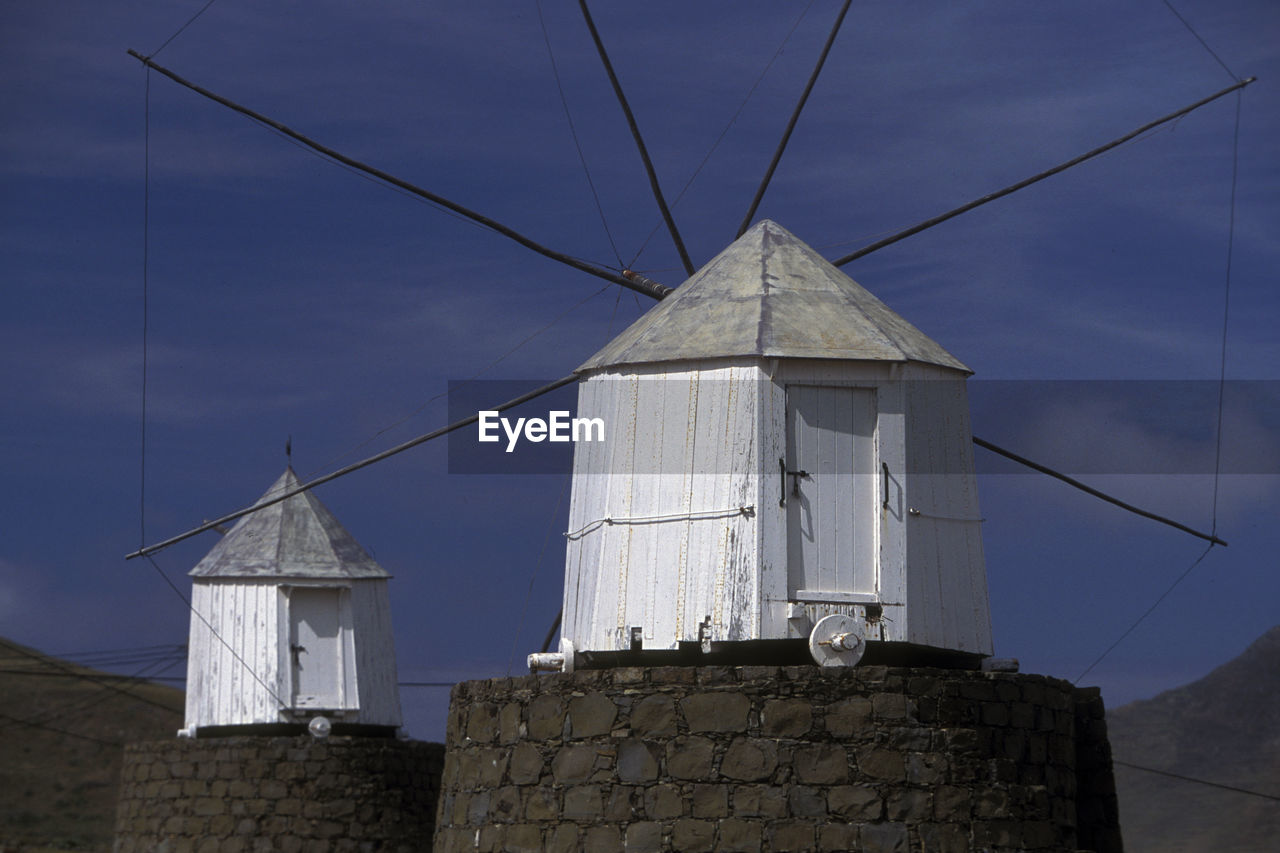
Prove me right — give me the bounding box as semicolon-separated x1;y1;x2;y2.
433;665;1123;853
113;736;444;852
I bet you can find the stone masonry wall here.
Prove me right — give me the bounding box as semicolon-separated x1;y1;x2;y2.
433;665;1122;853
114;736;444;853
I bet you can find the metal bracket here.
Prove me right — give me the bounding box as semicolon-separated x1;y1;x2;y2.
697;616;713;654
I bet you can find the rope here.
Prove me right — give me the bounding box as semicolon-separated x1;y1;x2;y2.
535;0;623;269
304;283;610;479
0;710;123;748
1115;759;1280;803
1160;0;1239;82
1074;543;1214;684
139;69;151;550
736;0;855;237
565;505;755;541
1210;92;1242;535
577;0;695;276
150;0;220;59
907;507;984;523
628;0;818;268
507;472;572;676
145;554;290;711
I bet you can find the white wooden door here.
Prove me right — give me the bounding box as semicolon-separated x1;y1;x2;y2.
785;385;877;600
289;587;343;709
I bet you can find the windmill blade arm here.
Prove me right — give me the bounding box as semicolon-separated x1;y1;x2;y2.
833;76;1256;267
125;50;670;301
126;374;580;560
576;1;696;277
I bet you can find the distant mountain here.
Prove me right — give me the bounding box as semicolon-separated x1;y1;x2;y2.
0;636;183;853
1108;625;1280;852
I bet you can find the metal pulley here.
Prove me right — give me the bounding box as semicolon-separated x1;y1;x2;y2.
808;613;866;667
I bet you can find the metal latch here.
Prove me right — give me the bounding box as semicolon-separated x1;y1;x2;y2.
779;458;810;506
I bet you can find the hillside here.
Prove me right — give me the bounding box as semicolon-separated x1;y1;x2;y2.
0;637;184;852
1108;625;1280;852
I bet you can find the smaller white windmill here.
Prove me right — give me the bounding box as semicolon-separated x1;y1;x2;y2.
180;468;402;737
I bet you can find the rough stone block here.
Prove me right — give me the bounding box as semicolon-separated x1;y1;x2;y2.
905;752;946;786
691;783;729;818
496;823;538;853
886;788;932;821
499;702;523;743
761;698;813;737
824;696;872;737
860;821;909;852
616;738;660;783
917;822;968;853
526;694;565;740
507;742;543;785
193;797;226;816
787;785;827;818
794;743;849;784
605;785;637;821
631;694;677;737
768;819;816;852
933;784;971;819
563;784;603;820
551;744;597;784
719;737;778;781
682;691;750;732
718;818;763;853
643;782;685;819
818;823;858;852
624;821;663;852
733;784;788;818
489;786;521;822
672;818;716;853
827;785;881;821
523;786;557;821
476;747;509;787
546;824;579;853
208;813;236;835
973;787;1011;819
872;692;911;721
569;691;617;738
855;747;906;782
665;736;715;779
467;790;490;825
583;825;623;853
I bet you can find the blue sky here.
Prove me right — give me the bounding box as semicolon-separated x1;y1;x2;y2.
2;1;1277;740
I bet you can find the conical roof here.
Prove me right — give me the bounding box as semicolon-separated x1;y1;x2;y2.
579;220;968;373
190;468;390;579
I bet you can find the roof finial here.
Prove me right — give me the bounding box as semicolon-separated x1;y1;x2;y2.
285;435;292;466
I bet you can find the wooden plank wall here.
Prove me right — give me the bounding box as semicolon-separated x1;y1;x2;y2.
903;364;992;655
185;581;280;728
562;362;764;652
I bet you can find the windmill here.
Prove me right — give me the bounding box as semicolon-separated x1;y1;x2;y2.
120;0;1259;732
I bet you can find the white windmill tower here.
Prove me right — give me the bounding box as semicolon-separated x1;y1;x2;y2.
541;220;992;671
180;467;402;737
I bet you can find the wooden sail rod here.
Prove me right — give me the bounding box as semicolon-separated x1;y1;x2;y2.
126;374;580;560
125;50;672;301
833;76;1257;267
973;436;1227;546
736;0;854;238
576;1;696;278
